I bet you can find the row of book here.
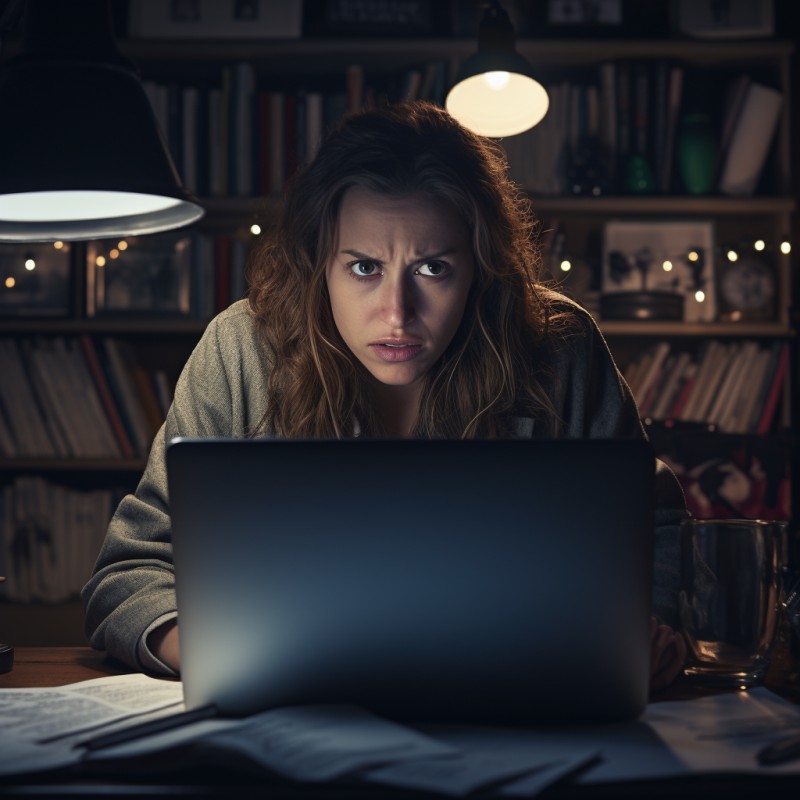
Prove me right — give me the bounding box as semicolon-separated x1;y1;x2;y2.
0;337;173;460
502;61;783;198
144;59;449;199
0;476;122;603
623;339;789;435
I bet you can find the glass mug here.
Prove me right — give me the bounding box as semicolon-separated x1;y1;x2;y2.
678;518;787;688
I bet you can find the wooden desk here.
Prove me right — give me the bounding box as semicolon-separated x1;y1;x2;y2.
2;647;800;799
0;646;131;687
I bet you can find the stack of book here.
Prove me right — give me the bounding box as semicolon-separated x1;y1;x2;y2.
624;339;789;434
0;476;123;603
0;337;172;460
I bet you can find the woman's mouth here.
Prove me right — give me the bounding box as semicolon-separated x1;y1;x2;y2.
369;342;423;363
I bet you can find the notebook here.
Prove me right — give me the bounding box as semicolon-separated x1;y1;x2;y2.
166;437;655;725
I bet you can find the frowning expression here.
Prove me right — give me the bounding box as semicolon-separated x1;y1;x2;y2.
325;187;475;392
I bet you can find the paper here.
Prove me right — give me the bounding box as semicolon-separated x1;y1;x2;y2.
0;673;185;775
645;686;800;775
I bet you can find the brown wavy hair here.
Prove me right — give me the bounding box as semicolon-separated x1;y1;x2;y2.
246;101;567;439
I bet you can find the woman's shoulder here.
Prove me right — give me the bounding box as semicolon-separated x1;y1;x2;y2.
539;288;603;341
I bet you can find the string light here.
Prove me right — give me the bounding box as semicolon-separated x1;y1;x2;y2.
109;248;120;259
95;255;106;267
726;249;738;262
250;224;262;236
53;240;64;250
559;259;571;272
781;240;791;255
687;250;700;262
662;260;673;272
118;240;128;251
754;239;766;252
695;290;706;303
4;276;15;288
24;258;36;271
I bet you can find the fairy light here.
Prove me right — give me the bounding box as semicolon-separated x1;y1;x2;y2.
727;249;738;262
250;224;262;236
695;290;706;303
4;277;15;288
781;240;791;255
109;248;120;260
687;250;699;262
95;255;106;267
754;239;766;252
559;259;572;272
118;240;128;251
24;258;36;271
662;260;673;272
53;240;64;250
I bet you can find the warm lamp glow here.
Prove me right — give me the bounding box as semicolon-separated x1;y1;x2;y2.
447;73;549;137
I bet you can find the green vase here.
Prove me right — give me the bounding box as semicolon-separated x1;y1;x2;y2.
677;113;716;195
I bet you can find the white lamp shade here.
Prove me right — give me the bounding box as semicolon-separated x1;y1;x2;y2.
446;71;549;138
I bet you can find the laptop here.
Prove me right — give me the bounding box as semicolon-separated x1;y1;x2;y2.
166;438;655;725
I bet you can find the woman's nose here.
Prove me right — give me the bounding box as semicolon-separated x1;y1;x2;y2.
380;274;416;328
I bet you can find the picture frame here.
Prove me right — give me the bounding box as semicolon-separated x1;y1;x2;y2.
601;220;716;322
673;0;774;39
86;233;192;318
127;0;303;39
0;242;71;317
303;0;451;38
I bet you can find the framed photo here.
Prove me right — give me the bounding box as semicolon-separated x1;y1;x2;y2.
0;242;71;317
127;0;303;39
86;233;192;318
601;221;716;322
673;0;774;39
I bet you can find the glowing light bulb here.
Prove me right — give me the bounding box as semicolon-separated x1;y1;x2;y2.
560;259;572;272
687;250;699;262
250;224;262;235
118;240;128;251
727;250;738;262
781;240;791;255
662;260;673;272
5;277;15;288
96;255;106;267
754;239;766;251
695;290;705;303
53;240;64;250
24;258;36;271
483;71;510;91
109;249;120;260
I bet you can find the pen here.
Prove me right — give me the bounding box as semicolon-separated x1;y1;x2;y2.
75;704;218;752
757;732;800;766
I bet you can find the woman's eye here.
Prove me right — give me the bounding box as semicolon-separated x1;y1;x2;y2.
417;261;448;277
349;260;379;277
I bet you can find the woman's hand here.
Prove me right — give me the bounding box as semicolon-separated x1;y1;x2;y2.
148;619;181;673
650;617;686;693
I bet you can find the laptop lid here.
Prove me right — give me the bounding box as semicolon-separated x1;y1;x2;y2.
167;438;655;724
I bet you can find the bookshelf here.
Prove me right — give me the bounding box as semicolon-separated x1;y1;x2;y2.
0;13;796;642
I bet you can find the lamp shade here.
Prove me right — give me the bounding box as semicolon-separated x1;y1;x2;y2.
0;0;204;242
446;2;549;138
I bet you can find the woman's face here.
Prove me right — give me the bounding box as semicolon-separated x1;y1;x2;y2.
325;186;475;394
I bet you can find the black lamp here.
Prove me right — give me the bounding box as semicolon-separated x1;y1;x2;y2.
0;0;204;242
446;0;549;138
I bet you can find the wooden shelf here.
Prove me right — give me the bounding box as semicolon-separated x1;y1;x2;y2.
0;318;208;335
0;459;147;472
600;321;793;337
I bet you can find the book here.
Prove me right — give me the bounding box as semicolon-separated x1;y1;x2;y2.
659;64;683;193
78;334;136;460
100;338;154;457
679;340;719;422
734;347;772;434
632;342;670;411
649;351;691;420
718;81;783;196
755;341;789;434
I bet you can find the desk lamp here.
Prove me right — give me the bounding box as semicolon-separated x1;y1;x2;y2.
445;0;549;137
0;0;204;242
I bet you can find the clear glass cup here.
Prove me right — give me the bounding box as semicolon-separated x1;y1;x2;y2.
678;518;787;688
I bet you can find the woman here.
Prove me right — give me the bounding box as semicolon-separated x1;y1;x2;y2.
82;101;687;690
